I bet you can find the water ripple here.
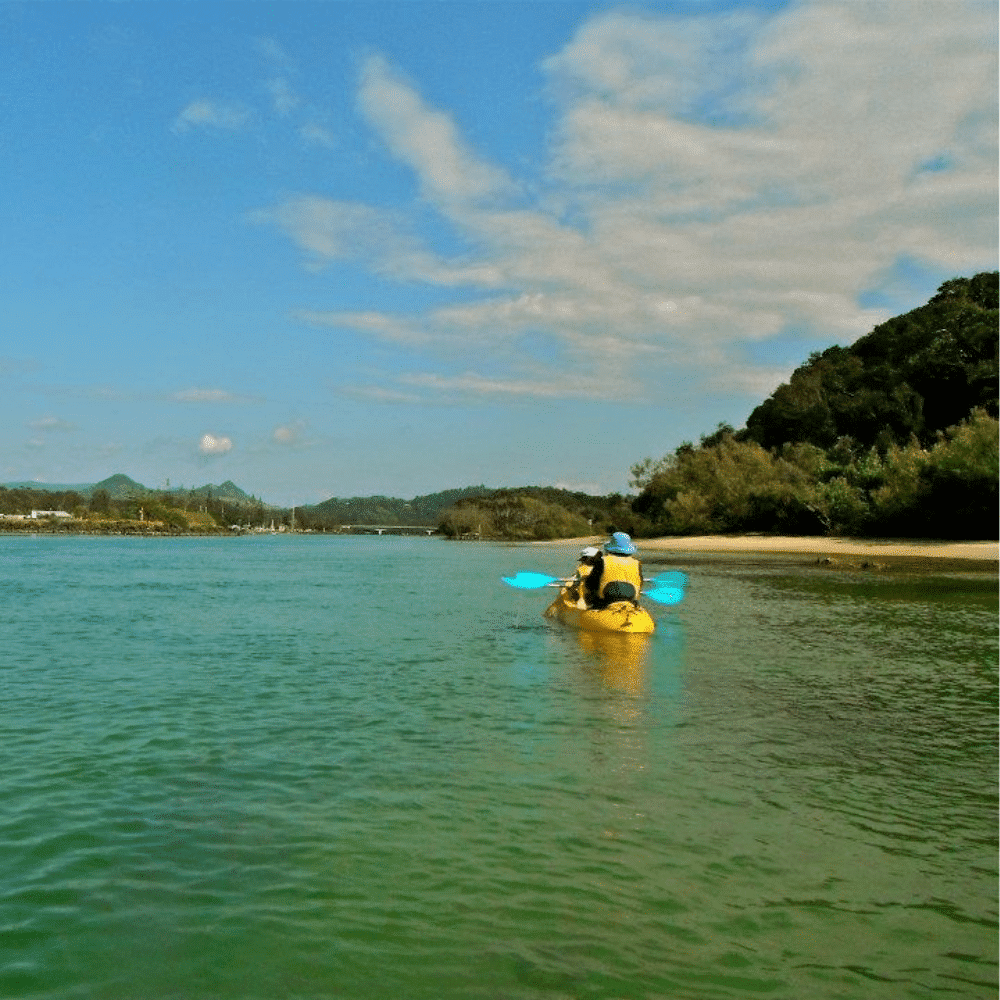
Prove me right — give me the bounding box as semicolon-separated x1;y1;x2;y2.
1;537;995;999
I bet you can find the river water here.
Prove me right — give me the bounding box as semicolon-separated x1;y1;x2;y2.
1;535;996;999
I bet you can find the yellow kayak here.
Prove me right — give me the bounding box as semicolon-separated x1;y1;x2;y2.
544;587;655;634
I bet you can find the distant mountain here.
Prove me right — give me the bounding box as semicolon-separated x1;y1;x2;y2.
182;480;255;503
0;474;147;499
298;485;633;529
1;473;259;505
92;474;148;499
1;479;568;523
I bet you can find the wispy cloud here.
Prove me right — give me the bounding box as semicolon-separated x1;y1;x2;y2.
171;388;264;404
271;421;310;448
398;370;639;402
341;359;642;405
262;0;996;408
300;122;336;149
172;98;250;134
267;77;300;117
256;36;295;72
28;416;76;432
173;388;240;403
358;55;515;207
341;385;429;405
255;197;403;266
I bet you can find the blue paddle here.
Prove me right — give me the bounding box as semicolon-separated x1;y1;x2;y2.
643;586;685;605
502;570;688;596
501;571;689;590
501;572;570;589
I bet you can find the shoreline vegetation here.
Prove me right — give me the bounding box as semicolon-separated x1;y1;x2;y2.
3;518;993;574
3;272;997;551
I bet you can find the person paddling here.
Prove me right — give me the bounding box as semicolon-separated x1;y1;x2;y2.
583;532;644;610
567;546;601;607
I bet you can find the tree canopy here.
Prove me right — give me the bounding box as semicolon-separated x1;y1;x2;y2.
631;273;998;539
743;272;998;452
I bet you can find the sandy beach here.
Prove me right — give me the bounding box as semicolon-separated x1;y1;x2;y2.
537;535;998;572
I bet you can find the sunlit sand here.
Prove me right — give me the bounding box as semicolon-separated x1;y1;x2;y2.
536;535;998;565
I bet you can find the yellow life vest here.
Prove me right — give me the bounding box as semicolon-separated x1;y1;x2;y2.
597;554;643;602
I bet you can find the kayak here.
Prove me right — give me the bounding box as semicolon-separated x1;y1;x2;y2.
543;587;655;635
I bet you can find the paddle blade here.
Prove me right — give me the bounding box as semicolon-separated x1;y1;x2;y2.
648;571;688;589
502;572;561;590
643;586;685;605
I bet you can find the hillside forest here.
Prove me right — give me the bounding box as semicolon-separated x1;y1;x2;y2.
441;272;998;540
2;272;995;540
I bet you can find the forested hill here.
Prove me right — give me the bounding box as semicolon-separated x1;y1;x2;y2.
629;272;998;540
300;486;494;526
744;271;998;451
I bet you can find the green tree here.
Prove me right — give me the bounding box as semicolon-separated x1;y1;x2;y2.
744;272;998;452
920;409;999;537
631;432;822;535
89;489;112;515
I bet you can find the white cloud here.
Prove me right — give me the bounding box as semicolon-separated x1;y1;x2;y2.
272;421;309;447
340;370;633;405
295;308;427;344
267;77;299;117
341;385;429;405
258;194;504;286
199;433;233;455
704;365;795;400
268;1;996;408
357;55;515;206
172;99;250;134
398;370;637;402
300;122;336;148
173;388;240;403
254;196;400;264
256;36;295;72
28;416;75;432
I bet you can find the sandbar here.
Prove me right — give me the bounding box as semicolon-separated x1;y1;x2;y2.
534;535;998;573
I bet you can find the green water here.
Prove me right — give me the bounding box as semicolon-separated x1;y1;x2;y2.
1;535;996;999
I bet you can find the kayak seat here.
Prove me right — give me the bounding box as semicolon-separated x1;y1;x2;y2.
592;580;638;609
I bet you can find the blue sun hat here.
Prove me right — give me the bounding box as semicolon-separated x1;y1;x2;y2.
605;531;637;556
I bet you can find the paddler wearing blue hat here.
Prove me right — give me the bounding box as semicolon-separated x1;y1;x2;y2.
582;531;644;610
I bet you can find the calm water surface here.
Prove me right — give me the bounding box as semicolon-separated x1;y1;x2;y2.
1;535;996;999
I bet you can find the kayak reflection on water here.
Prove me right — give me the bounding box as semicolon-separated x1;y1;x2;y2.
576;631;652;695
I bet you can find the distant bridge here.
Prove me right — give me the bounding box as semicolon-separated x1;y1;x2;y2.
339;524;438;536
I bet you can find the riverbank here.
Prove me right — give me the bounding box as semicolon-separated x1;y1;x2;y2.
0;517;229;536
534;534;998;573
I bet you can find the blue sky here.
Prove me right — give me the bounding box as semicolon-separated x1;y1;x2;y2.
3;0;996;505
